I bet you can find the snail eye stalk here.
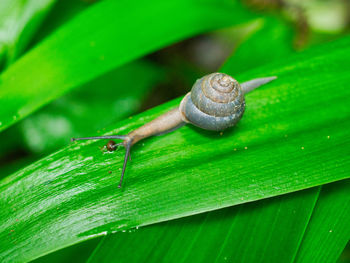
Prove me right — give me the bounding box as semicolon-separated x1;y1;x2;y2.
71;135;131;188
119;141;132;188
71;135;127;142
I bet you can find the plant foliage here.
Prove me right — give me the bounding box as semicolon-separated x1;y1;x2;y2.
0;1;349;262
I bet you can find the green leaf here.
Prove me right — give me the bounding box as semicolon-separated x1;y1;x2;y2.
0;0;255;133
1;33;350;262
86;187;320;263
33;238;101;263
86;181;350;263
28;0;96;47
32;182;350;263
294;180;350;262
0;0;56;66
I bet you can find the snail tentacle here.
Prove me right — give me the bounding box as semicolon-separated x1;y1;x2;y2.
241;76;277;94
118;140;132;188
71;135;127;142
71;134;133;187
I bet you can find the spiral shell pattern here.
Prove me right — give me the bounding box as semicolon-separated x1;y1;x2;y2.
180;73;245;131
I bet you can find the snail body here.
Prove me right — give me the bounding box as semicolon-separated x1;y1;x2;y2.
72;73;276;187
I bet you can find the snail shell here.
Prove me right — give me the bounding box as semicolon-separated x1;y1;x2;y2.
179;73;245;131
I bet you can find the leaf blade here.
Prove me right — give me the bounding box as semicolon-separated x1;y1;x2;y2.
86;187;319;263
293;180;350;263
0;0;56;65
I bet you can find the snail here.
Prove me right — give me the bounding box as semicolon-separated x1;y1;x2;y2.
72;73;276;187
